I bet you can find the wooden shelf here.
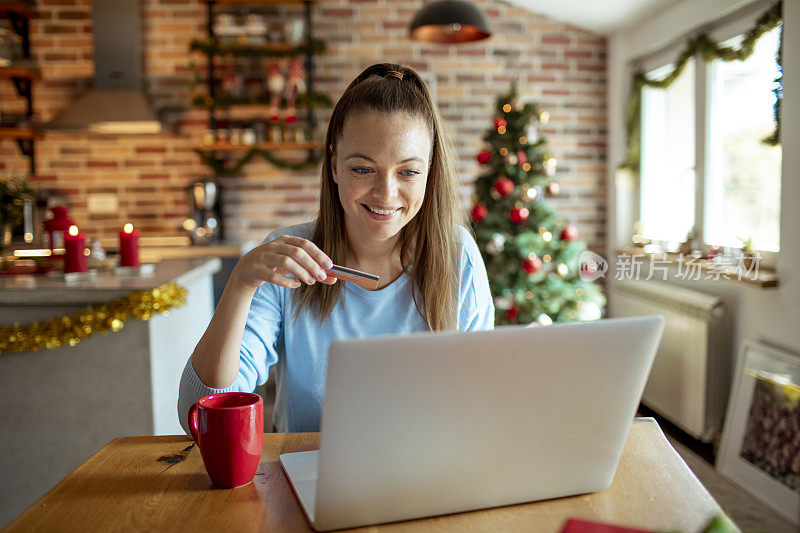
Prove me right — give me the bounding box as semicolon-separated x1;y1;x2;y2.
0;1;37;18
194;0;321;173
193;92;331;110
210;0;313;6
196;141;322;151
0;127;40;139
613;247;778;288
191;39;322;56
0;64;40;79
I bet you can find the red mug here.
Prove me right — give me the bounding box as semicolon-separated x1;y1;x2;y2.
188;392;264;488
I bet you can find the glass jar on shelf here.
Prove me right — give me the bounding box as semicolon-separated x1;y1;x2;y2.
284;19;305;45
229;123;242;145
241;124;257;146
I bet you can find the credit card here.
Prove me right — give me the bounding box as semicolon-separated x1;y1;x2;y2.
325;264;380;290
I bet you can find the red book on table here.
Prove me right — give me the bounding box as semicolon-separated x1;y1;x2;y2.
561;518;653;533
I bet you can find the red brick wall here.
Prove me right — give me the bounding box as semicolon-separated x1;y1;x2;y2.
1;0;606;252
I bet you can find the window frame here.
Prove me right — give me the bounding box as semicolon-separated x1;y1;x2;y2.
634;7;781;269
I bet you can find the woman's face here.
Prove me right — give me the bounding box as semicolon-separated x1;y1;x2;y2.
331;110;432;246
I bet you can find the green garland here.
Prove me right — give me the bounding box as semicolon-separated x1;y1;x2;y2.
194;147;323;175
763;23;782;146
621;2;782;173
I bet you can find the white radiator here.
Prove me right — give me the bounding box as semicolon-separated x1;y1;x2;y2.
610;280;728;442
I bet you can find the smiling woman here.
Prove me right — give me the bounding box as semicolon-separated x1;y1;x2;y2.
178;63;495;433
330;111;431;268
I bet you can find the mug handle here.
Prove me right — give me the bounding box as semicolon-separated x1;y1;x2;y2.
188;402;200;443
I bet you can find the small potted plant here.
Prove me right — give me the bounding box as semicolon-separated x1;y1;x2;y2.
739;237;756;270
0;174;35;249
631;220;650;248
679;228;696;256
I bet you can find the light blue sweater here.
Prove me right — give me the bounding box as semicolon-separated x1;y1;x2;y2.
178;220;495;434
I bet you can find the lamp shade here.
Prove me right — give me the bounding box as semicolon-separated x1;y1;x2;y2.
409;0;491;43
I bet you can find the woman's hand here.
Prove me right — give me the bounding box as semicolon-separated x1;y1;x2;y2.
231;235;337;291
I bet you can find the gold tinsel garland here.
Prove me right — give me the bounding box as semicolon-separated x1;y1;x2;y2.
0;282;188;354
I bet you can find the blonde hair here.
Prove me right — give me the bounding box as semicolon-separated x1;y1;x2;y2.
292;63;465;331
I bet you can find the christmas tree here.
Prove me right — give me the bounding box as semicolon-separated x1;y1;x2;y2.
470;86;606;325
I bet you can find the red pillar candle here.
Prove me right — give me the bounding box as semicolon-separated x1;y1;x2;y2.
64;225;87;273
119;223;140;267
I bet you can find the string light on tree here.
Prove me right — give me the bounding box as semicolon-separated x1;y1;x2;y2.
526;123;539;143
544;156;557;175
523;185;539;202
494;295;513;310
486;233;506;255
578;301;602;321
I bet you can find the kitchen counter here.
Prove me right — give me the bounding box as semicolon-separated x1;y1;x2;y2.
0;257;221;305
139;241;257;263
0;257;221;527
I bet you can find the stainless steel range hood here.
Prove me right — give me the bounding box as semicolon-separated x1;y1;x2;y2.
46;0;161;134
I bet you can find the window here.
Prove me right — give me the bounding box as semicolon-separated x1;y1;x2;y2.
637;25;781;256
640;60;695;243
705;27;781;252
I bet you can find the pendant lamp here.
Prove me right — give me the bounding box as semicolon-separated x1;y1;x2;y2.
409;0;491;44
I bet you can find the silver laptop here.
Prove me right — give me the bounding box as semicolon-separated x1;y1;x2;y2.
280;315;665;531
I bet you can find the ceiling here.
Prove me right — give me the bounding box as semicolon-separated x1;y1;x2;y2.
502;0;679;35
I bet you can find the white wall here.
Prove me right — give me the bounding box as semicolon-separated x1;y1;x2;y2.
606;0;800;372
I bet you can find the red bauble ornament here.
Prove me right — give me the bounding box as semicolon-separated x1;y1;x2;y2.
517;150;527;166
510;207;529;223
506;307;518;322
560;224;578;241
522;254;542;274
493;177;514;197
471;203;488;222
477;150;492;165
494;116;507;129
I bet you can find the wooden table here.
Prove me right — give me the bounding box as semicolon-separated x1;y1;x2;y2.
4;418;729;532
